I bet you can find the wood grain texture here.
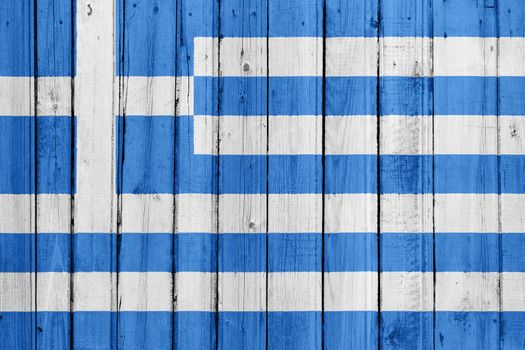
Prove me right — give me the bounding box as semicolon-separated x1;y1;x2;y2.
0;1;36;349
217;0;267;349
117;0;176;349
267;1;323;349
173;1;219;349
433;1;499;349
73;0;117;348
35;0;73;348
379;1;434;349
324;1;379;349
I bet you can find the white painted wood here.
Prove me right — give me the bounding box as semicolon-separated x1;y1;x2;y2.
378;22;433;344
381;272;434;311
117;76;193;116
325;116;377;155
175;272;216;312
3;271;524;312
194;37;524;77
195;115;525;155
324;272;378;311
118;272;172;311
268;272;321;311
73;0;117;322
326;37;378;77
120;194;174;233
268;194;322;233
324;194;377;233
216;18;267;339
0;77;70;116
219;273;266;312
36;272;70;312
175;194;216;233
0;273;35;312
72;272;116;311
435;272;500;311
173;193;525;234
380;194;433;233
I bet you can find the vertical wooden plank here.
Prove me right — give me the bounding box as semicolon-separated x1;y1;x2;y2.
433;1;499;349
379;0;434;348
499;1;525;347
174;0;219;348
35;0;73;347
267;1;323;348
216;1;268;349
116;0;176;349
74;0;117;348
324;1;379;349
0;1;36;349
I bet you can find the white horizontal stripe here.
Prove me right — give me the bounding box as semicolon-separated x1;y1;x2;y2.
121;194;174;233
1;194;523;235
381;194;433;233
381;272;433;311
326;116;377;155
0;77;71;116
325;272;378;311
194;115;321;155
268;194;322;233
0;194;70;233
175;272;215;311
3;272;525;312
502;273;525;311
268;272;321;311
436;272;499;311
37;272;70;312
72;272;116;311
195;37;523;77
194;115;525;155
194;37;322;77
118;76;193;116
325;194;377;233
118;272;172;311
219;273;266;312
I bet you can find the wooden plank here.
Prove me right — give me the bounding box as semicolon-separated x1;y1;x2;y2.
499;2;525;347
0;1;36;349
267;0;323;348
216;0;267;348
433;1;499;349
116;0;176;348
173;0;219;349
324;1;379;349
214;3;266;346
379;0;434;348
35;0;73;348
73;0;117;348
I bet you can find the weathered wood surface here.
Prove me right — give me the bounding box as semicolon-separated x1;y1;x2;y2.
1;0;525;349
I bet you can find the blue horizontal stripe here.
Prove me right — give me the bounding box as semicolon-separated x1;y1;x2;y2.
2;312;524;350
193;78;525;117
325;311;378;349
268;312;321;350
4;233;525;272
0;117;74;194
380;311;433;349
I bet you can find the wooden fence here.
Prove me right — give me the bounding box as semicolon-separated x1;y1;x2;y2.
1;0;524;349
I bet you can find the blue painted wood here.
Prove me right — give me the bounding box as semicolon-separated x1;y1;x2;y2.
434;1;499;349
217;0;267;349
324;1;379;349
267;1;323;349
379;1;434;349
174;0;218;349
